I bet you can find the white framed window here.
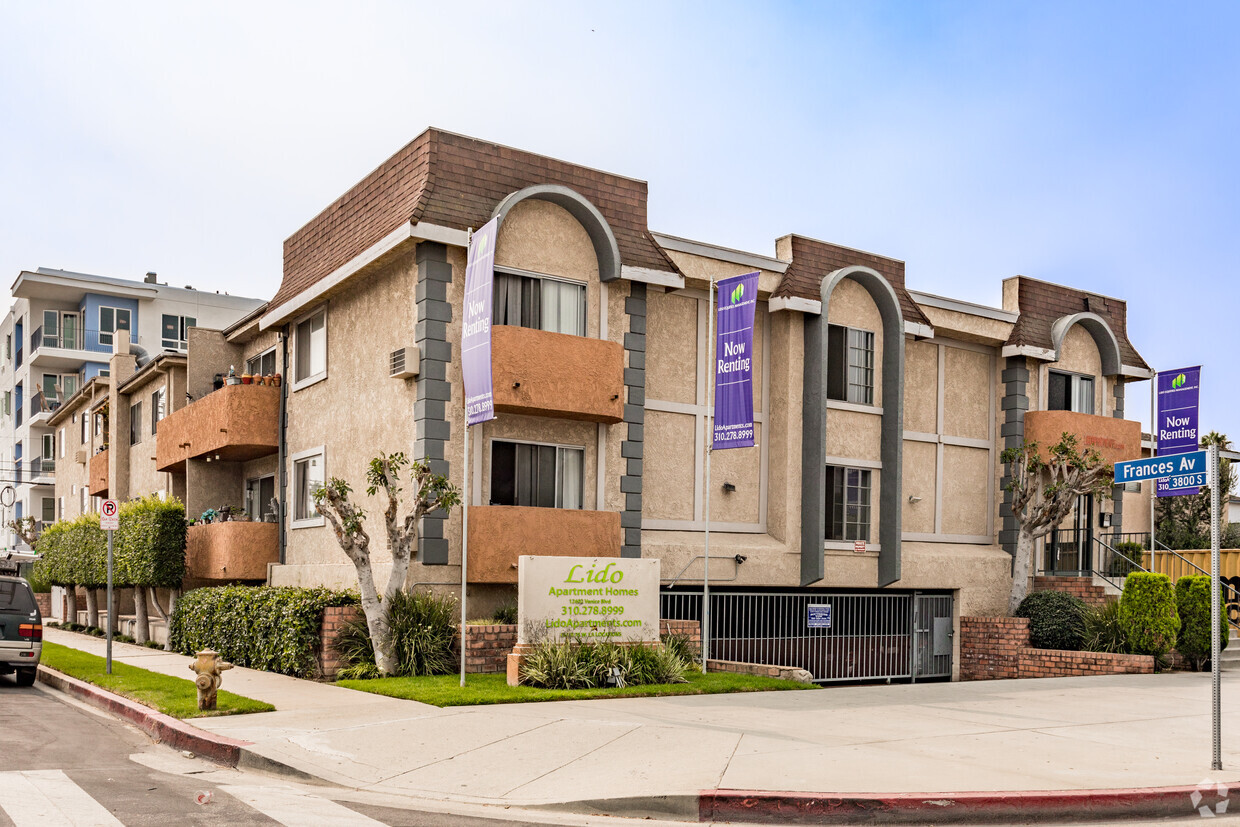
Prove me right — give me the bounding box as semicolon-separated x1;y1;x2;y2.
1048;370;1095;415
80;408;88;445
58;428;65;459
492;269;587;336
246;475;277;521
41;497;55;524
98;307;132;348
80;486;87;515
151;386;166;435
827;324;875;405
292;308;327;390
489;439;584;509
161;314;197;351
246;347;277;378
129;401;142;445
291;446;325;527
825;465;871;542
43;310;80;350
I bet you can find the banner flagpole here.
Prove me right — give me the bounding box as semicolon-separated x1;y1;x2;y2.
702;276;715;673
460;226;473;689
1150;371;1157;571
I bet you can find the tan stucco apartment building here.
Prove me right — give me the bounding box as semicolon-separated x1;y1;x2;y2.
243;129;1154;681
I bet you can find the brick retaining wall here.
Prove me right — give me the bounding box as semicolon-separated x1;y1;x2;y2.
961;615;1153;681
319;605;362;679
34;593;53;619
1033;576;1112;608
463;624;519;673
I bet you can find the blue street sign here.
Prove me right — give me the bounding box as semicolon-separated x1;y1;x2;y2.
1114;450;1208;485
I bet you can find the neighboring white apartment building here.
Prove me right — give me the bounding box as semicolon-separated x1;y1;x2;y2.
0;268;266;549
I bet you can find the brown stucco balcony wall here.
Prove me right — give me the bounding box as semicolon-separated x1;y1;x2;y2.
1023;410;1141;465
88;449;109;497
466;506;622;584
490;326;624;423
186;521;279;581
156;384;279;472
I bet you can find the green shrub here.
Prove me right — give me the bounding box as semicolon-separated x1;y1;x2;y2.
66;514;108;588
115;495;187;588
18;561;51;594
661;631;700;665
33;520;74;587
332;591;458;678
169;586;357;678
491;601;518;625
1015;591;1086;650
1175;576;1231;670
520;638;691;689
1080;600;1129;654
1119;572;1180;658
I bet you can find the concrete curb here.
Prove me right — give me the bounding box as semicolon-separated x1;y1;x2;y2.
699;785;1240;824
36;665;254;767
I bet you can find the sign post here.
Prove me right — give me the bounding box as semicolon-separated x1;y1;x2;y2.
460;219;498;688
100;499;119;675
702;271;759;672
1208;441;1222;771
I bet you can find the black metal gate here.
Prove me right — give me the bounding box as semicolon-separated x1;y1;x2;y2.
661;588;954;684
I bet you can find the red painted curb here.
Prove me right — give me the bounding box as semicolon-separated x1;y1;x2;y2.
700;784;1240;824
37;666;254;767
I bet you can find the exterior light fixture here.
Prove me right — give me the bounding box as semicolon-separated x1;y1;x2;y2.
908;496;923;504
722;482;736;492
513;381;521;388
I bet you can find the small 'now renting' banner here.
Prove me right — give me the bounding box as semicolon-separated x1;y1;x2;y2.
713;271;760;450
1156;365;1201;497
462;217;499;426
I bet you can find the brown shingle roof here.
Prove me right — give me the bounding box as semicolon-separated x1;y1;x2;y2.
274;129;679;311
1004;276;1149;371
773;234;932;327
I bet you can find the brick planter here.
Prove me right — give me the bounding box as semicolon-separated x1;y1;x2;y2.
462;624;519;673
961;616;1154;681
319;605;363;679
1033;576;1112;608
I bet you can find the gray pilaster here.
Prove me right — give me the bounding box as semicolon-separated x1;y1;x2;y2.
620;282;646;558
1000;356;1029;563
415;242;452;564
1111;379;1126;537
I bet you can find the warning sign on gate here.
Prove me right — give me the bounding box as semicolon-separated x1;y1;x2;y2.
101;499;119;531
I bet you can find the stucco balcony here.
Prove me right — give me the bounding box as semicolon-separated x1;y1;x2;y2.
1023;410;1141;465
491;326;624;423
466;505;622;584
186;521;278;581
89;449;109;497
156;384;279;472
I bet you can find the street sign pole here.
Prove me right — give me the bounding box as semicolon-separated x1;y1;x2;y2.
106;528;114;675
1209;441;1222;770
101;499;119;675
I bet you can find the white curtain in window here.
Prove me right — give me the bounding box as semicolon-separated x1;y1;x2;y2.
541;280;585;336
556;447;584;509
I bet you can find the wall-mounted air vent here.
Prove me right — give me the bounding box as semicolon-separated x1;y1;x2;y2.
390;346;420;379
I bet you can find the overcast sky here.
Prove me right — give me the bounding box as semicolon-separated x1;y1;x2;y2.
1;2;1236;437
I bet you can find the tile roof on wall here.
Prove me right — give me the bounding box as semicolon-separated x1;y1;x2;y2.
773;234;932;328
274;129;679;311
1005;276;1149;371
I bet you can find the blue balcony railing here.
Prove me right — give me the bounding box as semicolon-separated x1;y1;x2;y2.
31;325;115;355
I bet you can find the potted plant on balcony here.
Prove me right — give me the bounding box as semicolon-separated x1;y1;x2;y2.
226;366;241;386
200;508;218;525
241;373;253;385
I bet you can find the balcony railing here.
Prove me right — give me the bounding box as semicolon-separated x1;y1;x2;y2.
15;347;22;367
30;325;118;355
28;457;55;481
29;391;62;419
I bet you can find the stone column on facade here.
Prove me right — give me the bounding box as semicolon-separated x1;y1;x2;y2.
414;242;453;565
620;282;646;558
999;356;1030;567
106;347;138;499
1110;379;1125;537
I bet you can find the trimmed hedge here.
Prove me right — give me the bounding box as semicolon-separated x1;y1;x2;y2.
115;495;186;588
1175;575;1231;669
169;586;358;678
1119;572;1180;658
1015;590;1086;650
33;513;107;588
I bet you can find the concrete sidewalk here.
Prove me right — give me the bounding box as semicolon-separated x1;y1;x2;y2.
43;628;1240;820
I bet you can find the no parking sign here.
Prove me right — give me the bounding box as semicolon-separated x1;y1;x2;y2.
101;499;119;530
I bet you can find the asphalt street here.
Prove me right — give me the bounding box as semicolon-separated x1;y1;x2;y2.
0;673;586;826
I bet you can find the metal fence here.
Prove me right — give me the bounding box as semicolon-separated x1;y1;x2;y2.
661;589;953;684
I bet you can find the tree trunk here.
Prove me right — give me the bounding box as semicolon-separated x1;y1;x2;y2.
165;588;179;650
133;587;149;645
1009;528;1037;614
350;552;395;675
85;588;99;629
65;586;78;625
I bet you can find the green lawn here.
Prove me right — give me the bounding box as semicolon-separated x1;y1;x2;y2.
337;670;816;707
39;642;275;719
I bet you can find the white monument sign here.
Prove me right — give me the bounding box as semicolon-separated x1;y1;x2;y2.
517;556;660;645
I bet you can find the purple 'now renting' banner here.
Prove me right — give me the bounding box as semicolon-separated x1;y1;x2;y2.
1156;365;1201;498
462;217;499;427
713;271;760;450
